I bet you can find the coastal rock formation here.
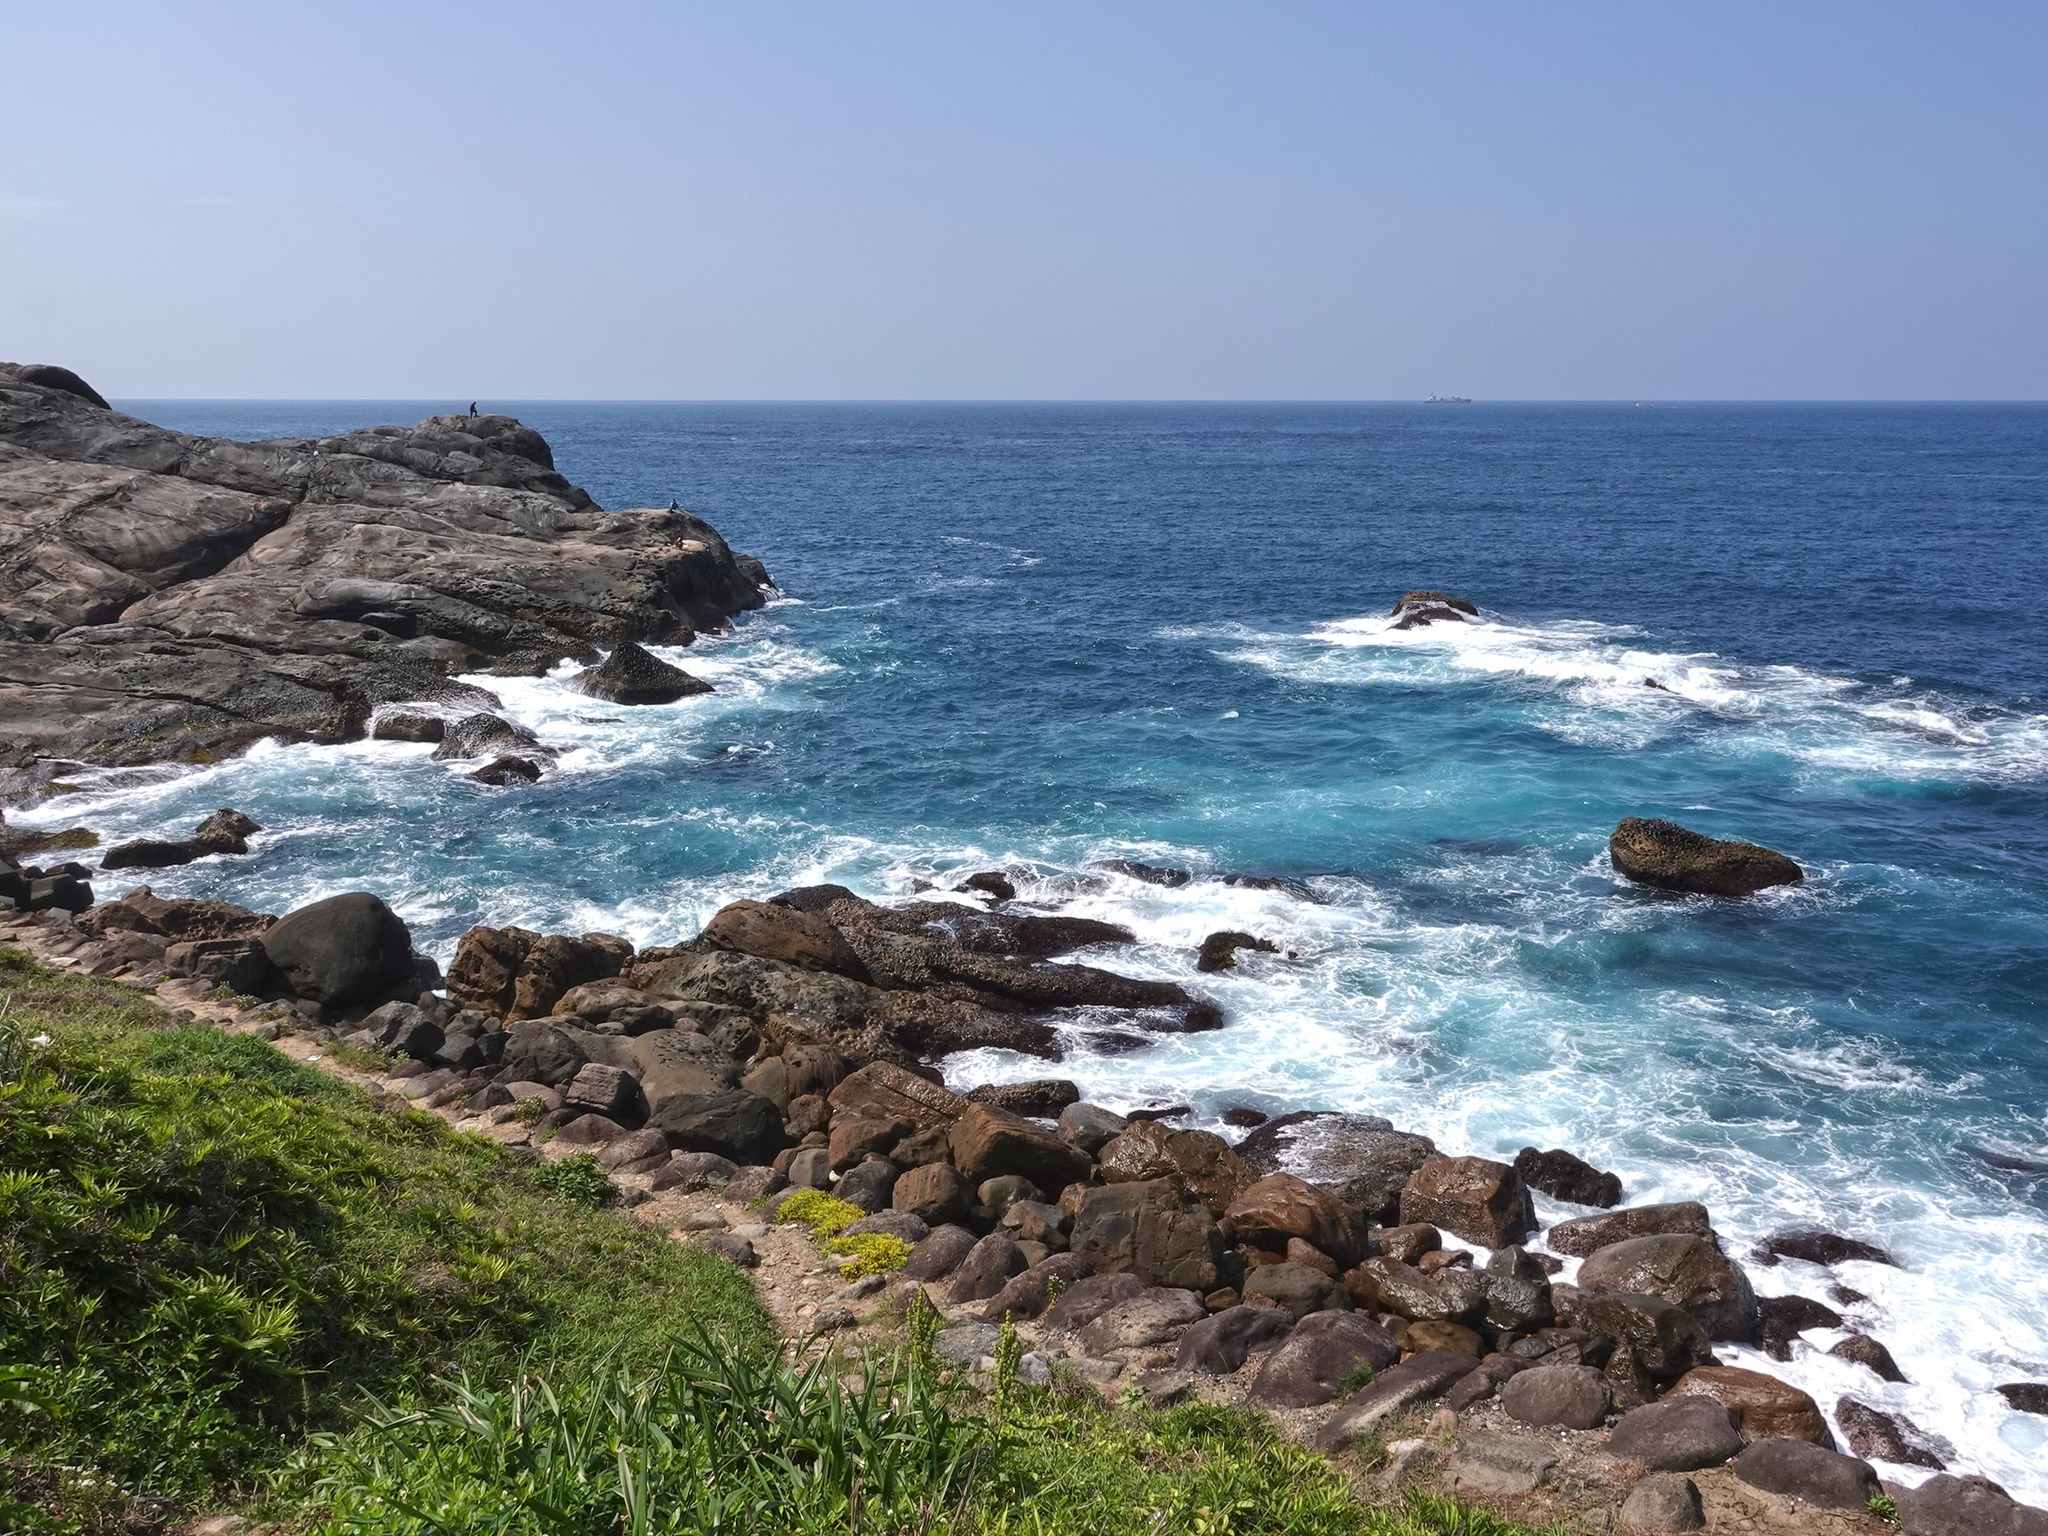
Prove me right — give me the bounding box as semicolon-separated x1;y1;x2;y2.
1609;818;1804;897
569;641;713;705
101;807;261;870
0;365;767;798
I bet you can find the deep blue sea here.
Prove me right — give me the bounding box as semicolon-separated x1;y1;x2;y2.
21;400;2048;1491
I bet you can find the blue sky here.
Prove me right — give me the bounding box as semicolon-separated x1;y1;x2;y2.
6;1;2043;398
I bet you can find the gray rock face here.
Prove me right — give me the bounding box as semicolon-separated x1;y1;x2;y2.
1618;1473;1705;1533
1576;1233;1759;1343
1176;1304;1297;1376
0;370;766;793
1073;1288;1206;1353
1499;1363;1611;1430
1730;1437;1878;1511
1607;1396;1745;1471
1068;1178;1230;1293
1547;1201;1713;1258
1445;1433;1561;1499
1247;1311;1399;1407
1314;1351;1477;1451
1895;1474;2048;1536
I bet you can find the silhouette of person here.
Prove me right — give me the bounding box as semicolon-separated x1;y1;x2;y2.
468;401;478;416
669;499;680;511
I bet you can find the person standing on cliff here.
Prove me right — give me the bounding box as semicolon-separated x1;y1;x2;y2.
468;401;478;416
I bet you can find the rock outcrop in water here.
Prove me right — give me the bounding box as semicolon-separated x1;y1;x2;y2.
1609;817;1804;897
1390;589;1479;628
0;364;769;800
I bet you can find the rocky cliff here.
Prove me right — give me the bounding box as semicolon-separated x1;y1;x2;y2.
0;364;769;799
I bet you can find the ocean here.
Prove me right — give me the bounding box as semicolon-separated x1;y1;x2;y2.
17;399;2048;1495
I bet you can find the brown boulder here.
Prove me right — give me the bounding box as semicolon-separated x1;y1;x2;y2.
891;1163;973;1226
1069;1177;1231;1293
1669;1366;1832;1446
1223;1172;1367;1269
447;925;632;1021
1609;817;1803;897
1399;1155;1536;1248
827;1062;966;1136
948;1103;1095;1190
1097;1119;1248;1214
700;899;870;981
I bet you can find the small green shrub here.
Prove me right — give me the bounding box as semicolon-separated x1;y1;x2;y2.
775;1187;864;1238
1338;1360;1377;1396
823;1231;912;1276
324;1040;393;1074
531;1154;615;1208
1868;1492;1900;1523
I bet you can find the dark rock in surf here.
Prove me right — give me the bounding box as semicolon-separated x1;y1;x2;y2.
432;714;548;762
1753;1227;1897;1269
101;807;261;870
372;710;448;743
1757;1293;1842;1361
470;755;542;785
1836;1396;1948;1469
569;641;713;705
1829;1333;1906;1383
1512;1145;1622;1208
1576;1233;1759;1344
1609;817;1804;897
1997;1382;2048;1415
959;870;1017;901
966;1078;1081;1117
1197;930;1278;972
1095;858;1192;888
1390;590;1479;629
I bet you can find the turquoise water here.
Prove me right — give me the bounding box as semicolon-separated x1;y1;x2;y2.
19;400;2048;1491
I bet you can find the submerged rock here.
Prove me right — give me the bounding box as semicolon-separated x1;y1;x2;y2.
1609;817;1804;897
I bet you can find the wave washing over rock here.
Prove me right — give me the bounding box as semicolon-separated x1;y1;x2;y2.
6;390;2048;1521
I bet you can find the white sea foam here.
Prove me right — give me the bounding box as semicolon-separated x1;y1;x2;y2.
1172;603;2048;784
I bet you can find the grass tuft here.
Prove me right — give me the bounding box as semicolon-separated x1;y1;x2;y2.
824;1231;914;1276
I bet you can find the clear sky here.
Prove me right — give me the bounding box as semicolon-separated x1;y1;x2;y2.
7;1;2044;399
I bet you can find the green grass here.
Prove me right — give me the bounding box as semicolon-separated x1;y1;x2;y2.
0;944;1565;1536
295;1336;1567;1536
0;946;768;1533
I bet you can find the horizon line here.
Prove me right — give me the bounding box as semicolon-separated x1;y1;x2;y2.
108;395;2048;407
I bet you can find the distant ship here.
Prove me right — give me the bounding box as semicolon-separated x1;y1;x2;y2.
1424;394;1473;404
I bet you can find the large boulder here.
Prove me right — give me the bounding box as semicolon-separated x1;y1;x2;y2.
701;899;870;980
447;926;632;1021
1223;1172;1367;1269
1499;1364;1611;1430
260;892;419;1008
1895;1475;2048;1536
1313;1352;1477;1451
1097;1120;1248;1214
1069;1178;1231;1293
1607;1395;1746;1471
1547;1201;1711;1258
828;1062;967;1136
1399;1155;1537;1248
1176;1304;1297;1376
1835;1397;1948;1470
1667;1366;1831;1445
948;1103;1094;1191
569;641;712;705
1512;1146;1621;1208
1609;818;1803;897
644;1089;785;1164
1241;1262;1348;1320
1553;1287;1714;1408
1345;1256;1487;1323
1248;1311;1399;1408
1576;1234;1759;1343
1731;1438;1877;1512
1234;1113;1437;1226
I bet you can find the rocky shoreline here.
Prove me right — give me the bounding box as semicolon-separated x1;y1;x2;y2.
4;381;2041;1534
4;872;2044;1535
